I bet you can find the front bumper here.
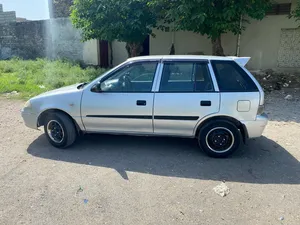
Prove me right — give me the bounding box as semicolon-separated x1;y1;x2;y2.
242;113;268;139
21;109;38;130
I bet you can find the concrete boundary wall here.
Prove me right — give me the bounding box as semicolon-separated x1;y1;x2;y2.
0;18;99;65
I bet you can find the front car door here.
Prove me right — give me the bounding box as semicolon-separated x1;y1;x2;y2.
153;60;220;136
81;60;160;134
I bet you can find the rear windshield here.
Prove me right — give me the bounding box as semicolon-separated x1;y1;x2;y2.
211;60;258;92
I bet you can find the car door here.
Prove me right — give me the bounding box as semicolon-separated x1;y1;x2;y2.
210;60;261;121
81;61;159;133
153;60;220;136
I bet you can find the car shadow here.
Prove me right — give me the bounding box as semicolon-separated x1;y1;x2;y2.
27;134;300;184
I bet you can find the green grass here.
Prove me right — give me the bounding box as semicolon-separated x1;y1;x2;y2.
0;58;108;99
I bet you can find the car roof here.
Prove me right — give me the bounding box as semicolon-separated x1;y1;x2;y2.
127;55;251;67
127;55;234;62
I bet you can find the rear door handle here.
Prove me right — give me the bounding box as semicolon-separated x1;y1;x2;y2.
201;101;211;106
137;100;147;106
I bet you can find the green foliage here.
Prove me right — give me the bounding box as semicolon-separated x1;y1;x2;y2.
0;59;107;99
153;0;272;39
71;0;158;43
290;0;300;22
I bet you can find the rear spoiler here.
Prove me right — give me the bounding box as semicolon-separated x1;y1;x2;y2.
227;57;251;67
228;56;264;105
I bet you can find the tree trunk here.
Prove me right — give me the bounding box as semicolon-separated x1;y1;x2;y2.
170;43;175;55
211;36;225;56
126;42;143;57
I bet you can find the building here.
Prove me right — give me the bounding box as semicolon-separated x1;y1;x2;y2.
0;4;16;23
16;17;29;22
0;3;101;66
112;0;300;71
45;0;300;71
48;0;73;19
1;1;299;71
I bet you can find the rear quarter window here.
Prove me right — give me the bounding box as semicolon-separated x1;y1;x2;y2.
211;60;258;92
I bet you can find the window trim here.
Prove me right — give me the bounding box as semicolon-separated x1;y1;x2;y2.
162;59;209;63
211;60;259;93
158;61;216;93
91;60;160;93
207;61;220;92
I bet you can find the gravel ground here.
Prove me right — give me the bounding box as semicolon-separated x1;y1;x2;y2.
0;91;299;225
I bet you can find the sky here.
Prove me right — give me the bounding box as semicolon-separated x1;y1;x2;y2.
0;0;49;20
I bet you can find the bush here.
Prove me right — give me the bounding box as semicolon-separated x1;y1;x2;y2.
0;58;108;98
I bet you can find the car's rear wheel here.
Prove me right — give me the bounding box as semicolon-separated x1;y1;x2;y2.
44;112;77;148
198;120;242;158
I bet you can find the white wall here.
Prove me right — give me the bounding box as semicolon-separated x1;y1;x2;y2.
111;0;299;70
83;39;99;65
150;14;298;70
49;18;84;61
150;30;213;55
237;16;298;70
112;41;128;66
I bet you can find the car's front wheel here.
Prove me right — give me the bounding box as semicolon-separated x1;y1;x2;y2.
198;120;242;158
44;112;77;148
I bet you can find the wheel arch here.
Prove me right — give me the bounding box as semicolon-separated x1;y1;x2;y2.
37;108;81;134
194;115;248;144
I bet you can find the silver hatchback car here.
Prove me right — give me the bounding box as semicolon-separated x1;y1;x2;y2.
21;55;268;157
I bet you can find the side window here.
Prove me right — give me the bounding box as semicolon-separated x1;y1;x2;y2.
100;62;158;92
194;63;214;92
160;62;214;92
211;60;258;92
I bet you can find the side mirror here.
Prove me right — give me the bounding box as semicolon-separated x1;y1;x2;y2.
91;82;102;92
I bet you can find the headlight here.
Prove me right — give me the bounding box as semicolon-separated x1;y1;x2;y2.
24;100;32;108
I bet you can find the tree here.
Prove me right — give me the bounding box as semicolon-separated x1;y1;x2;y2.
71;0;158;57
290;0;300;22
49;0;73;18
153;0;272;56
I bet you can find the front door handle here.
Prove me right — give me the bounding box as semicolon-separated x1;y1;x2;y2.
137;100;147;106
201;101;211;106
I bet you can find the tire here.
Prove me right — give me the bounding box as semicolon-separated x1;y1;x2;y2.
44;112;77;148
198;120;242;158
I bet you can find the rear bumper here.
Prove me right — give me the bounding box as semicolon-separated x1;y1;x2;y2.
21;109;38;130
242;113;268;139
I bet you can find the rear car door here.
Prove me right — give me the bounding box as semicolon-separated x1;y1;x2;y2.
153;60;220;136
81;61;159;133
210;60;260;121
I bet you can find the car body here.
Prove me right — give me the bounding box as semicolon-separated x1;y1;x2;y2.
21;55;268;157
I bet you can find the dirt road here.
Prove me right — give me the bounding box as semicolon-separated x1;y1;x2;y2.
0;91;299;225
